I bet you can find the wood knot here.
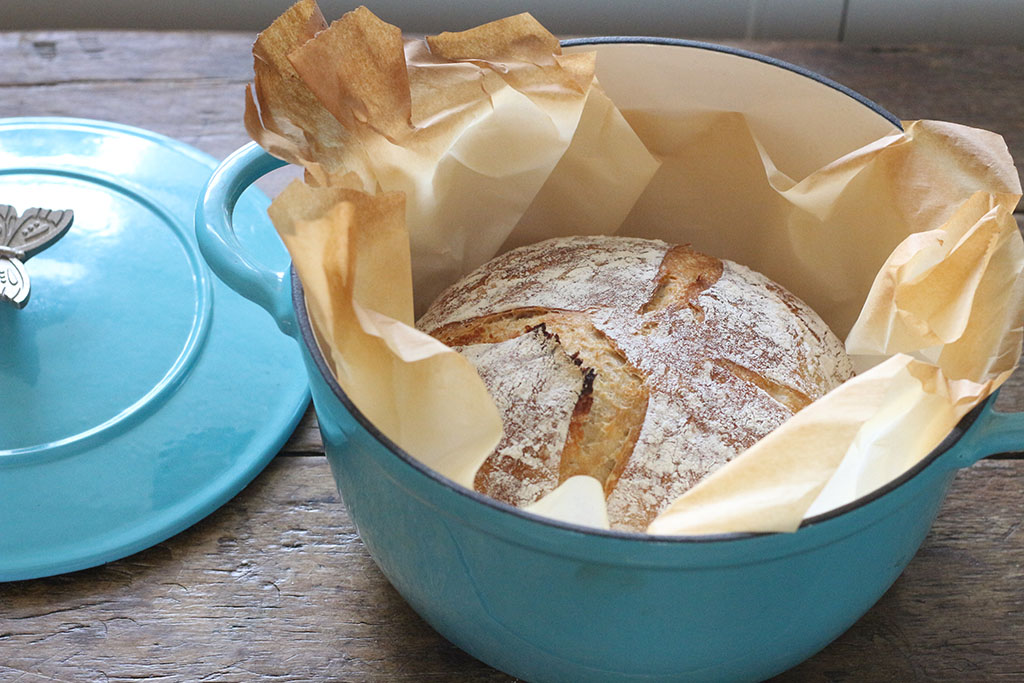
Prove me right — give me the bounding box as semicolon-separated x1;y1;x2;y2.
32;40;57;60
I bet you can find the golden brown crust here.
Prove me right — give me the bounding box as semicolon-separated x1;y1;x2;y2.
640;244;724;315
460;326;586;507
420;235;854;531
433;309;650;498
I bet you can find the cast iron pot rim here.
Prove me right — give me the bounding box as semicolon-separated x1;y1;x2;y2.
293;35;978;543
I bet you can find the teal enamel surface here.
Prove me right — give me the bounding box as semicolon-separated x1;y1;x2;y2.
0;166;212;456
195;37;1024;681
205;140;1024;683
195;142;294;337
301;294;1022;682
0;118;309;581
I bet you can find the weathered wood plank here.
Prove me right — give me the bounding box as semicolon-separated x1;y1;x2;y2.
0;457;512;682
0;31;254;84
281;405;323;454
0;78;251;160
1;29;1022;681
0;32;1022;195
1;456;1021;681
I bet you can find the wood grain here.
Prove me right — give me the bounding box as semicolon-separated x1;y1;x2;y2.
1;456;1021;681
0;32;1021;194
0;457;511;683
2;28;1023;682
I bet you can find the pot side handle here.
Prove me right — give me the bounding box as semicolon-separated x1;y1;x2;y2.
195;142;294;337
941;392;1024;471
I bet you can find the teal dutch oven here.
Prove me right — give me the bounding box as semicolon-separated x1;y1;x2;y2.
196;39;1024;682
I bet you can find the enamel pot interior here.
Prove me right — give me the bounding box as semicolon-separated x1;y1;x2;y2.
244;39;996;682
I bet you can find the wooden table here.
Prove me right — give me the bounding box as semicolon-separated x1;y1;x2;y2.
2;30;1022;681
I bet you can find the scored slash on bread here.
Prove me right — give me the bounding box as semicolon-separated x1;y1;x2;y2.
420;236;854;532
436;310;649;507
458;327;592;509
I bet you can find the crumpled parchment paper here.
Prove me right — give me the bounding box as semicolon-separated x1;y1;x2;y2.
249;1;1024;534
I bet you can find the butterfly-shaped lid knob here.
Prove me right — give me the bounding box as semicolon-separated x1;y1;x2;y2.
0;204;74;309
0;117;310;582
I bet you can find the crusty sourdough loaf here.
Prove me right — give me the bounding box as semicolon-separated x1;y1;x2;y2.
418;235;854;532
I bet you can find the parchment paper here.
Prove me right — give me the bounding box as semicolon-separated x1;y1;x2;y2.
267;180;502;489
248;0;659;314
251;2;1024;534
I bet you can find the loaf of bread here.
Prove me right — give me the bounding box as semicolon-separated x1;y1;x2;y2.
418;235;854;532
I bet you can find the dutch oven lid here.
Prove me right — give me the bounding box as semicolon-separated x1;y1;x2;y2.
0;118;309;581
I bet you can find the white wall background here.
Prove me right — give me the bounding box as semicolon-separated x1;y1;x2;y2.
2;0;1023;43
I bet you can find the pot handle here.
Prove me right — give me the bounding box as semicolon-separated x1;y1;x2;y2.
195;142;295;337
941;392;1024;471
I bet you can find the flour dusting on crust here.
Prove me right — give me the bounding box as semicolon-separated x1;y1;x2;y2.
418;236;669;330
460;328;587;507
420;235;854;531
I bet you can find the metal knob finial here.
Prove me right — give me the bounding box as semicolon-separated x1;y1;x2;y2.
0;205;74;309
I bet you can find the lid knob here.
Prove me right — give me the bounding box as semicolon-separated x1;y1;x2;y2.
0;205;74;309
